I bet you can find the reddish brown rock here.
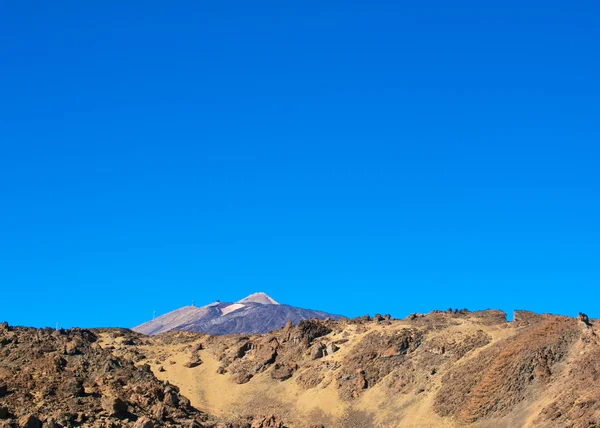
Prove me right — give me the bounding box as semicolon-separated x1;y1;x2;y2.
17;415;41;428
231;371;253;384
101;396;128;417
134;416;154;428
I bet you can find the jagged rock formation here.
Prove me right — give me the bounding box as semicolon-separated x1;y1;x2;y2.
133;293;340;336
0;323;206;427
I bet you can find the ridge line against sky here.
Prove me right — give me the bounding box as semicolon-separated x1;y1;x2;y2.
1;1;599;328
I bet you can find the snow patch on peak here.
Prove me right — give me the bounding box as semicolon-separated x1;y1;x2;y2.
221;303;245;316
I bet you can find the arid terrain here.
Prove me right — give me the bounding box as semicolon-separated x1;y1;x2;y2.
1;309;599;427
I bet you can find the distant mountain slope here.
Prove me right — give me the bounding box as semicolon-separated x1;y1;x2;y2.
133;292;340;335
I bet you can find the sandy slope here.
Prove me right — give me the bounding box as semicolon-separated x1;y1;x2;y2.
99;310;600;427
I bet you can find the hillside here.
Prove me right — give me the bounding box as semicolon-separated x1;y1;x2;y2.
1;310;599;427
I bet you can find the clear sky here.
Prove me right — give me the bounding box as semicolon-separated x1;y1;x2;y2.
1;2;599;328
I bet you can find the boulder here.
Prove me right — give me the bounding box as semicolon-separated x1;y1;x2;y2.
17;415;41;428
164;389;180;407
235;342;253;359
101;396;128;418
64;340;81;355
271;363;295;381
296;320;332;346
151;402;166;421
184;356;203;368
254;338;279;367
134;416;154;428
251;414;285;428
513;310;543;326
325;343;339;356
578;312;592;326
61;378;84;397
231;371;253;384
310;344;324;360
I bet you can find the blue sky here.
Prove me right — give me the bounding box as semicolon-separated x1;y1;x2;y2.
1;1;599;328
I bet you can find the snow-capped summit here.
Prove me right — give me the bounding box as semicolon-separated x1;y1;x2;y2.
236;292;279;305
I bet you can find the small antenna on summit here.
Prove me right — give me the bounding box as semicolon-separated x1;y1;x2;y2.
192;300;195;307
56;321;59;330
153;310;156;320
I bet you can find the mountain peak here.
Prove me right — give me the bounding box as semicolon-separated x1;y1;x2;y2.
133;292;340;335
236;292;279;305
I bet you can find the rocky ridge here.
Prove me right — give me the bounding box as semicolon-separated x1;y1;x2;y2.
2;309;600;427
